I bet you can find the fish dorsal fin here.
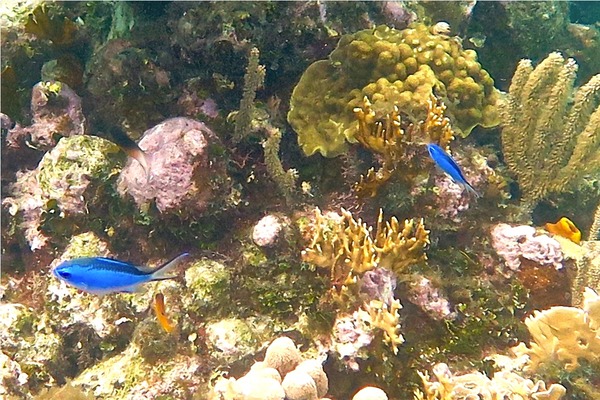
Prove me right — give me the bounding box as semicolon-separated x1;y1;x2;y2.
149;253;190;280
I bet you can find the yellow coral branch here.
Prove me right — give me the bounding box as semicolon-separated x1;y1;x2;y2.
302;208;429;291
351;95;455;197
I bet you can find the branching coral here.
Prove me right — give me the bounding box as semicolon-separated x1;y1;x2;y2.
302;208;429;292
352;95;454;197
499;52;600;207
512;288;600;372
358;299;404;355
415;362;566;400
288;23;499;157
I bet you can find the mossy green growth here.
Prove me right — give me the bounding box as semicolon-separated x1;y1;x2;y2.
132;318;178;364
61;232;110;259
288;23;501;157
183;259;231;316
204;317;262;365
37;135;123;202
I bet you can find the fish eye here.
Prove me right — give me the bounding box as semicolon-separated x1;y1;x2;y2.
58;270;72;278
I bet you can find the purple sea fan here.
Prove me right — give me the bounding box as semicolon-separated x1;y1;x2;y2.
117;117;230;216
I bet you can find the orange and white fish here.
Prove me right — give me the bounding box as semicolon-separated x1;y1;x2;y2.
153;292;175;333
545;217;581;244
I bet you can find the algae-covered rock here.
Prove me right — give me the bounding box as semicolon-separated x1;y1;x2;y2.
205;317;263;366
71;344;204;399
184;258;231;316
132;317;178;364
37;135;122;212
4;123;123;252
288;23;500;157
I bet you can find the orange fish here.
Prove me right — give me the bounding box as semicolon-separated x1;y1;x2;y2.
153;292;175;333
545;217;581;244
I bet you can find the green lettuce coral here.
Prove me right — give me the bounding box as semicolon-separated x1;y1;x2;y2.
288;23;500;157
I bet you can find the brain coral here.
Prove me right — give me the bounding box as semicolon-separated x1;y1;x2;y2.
288;23;500;157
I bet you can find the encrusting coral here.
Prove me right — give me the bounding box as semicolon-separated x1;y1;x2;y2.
490;224;564;273
6;81;85;150
288;23;500;157
512;287;600;372
499;52;600;207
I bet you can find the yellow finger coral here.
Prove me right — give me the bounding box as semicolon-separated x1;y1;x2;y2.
288;23;500;157
358;299;404;355
352;95;455;197
301;208;429;292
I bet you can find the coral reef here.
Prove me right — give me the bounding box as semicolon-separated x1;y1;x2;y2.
210;336;328;400
302;208;429;293
512;287;600;373
415;362;566;400
499;52;600;207
3;2;600;399
117;117;231;216
288;23;500;157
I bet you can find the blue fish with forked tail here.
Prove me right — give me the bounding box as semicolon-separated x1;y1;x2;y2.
427;143;480;198
52;253;189;296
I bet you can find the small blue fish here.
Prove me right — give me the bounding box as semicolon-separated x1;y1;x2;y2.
426;143;480;197
52;253;189;296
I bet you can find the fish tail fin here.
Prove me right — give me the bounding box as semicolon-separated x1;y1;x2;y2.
106;124;154;180
150;253;190;281
465;182;481;198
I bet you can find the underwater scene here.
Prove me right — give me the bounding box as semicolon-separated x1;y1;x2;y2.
1;1;600;399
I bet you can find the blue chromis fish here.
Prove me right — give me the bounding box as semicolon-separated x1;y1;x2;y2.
426;143;480;197
52;253;189;296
